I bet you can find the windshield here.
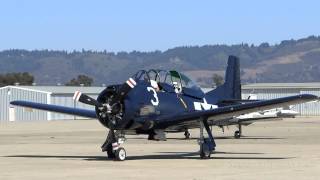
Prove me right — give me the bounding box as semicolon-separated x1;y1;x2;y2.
179;72;202;91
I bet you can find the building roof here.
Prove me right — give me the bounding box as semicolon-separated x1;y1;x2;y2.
0;86;106;95
242;83;320;89
0;86;52;94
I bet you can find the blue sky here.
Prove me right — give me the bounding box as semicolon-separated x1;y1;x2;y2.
0;0;319;52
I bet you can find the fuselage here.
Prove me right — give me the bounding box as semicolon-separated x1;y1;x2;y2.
96;80;299;134
97;80;215;132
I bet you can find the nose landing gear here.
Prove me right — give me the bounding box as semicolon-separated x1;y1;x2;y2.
101;130;127;161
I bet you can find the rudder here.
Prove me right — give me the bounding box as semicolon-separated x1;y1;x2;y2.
205;55;241;104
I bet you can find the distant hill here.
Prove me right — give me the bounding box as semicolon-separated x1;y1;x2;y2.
1;36;320;87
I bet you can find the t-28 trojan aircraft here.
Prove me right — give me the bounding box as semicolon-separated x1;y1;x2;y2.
11;56;318;161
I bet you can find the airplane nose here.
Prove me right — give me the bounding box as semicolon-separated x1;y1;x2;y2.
279;109;299;117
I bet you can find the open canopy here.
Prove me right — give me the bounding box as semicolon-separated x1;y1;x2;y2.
132;69;204;98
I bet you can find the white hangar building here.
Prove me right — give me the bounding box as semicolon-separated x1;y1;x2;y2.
0;86;105;123
0;83;320;123
241;83;320;116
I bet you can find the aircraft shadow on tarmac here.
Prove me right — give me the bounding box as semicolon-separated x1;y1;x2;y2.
165;136;285;140
4;151;293;161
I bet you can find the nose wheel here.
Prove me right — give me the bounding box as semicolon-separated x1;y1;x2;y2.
115;147;126;161
102;130;127;161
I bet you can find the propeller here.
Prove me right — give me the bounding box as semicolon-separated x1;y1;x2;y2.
110;77;137;104
73;77;137;114
74;77;137;129
73;91;103;107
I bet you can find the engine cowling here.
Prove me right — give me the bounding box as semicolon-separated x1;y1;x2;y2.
95;85;125;129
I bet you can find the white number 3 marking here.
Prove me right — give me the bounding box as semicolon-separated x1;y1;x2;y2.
147;87;159;106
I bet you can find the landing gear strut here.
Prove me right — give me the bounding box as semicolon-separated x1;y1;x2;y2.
101;130;127;161
234;124;242;139
199;118;216;159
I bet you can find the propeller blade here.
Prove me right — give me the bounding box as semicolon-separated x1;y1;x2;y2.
73;77;137;112
111;78;137;104
73;91;102;107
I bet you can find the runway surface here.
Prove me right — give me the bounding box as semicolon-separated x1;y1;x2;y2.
1;117;320;180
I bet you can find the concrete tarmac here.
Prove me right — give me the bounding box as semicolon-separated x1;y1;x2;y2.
1;117;320;180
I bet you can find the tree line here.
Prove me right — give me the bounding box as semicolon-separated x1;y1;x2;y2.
0;71;223;88
0;72;34;86
0;73;94;87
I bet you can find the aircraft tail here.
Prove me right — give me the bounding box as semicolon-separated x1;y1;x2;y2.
205;55;241;104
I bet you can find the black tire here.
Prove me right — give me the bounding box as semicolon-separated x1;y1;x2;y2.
148;133;155;140
115;147;126;161
200;143;211;159
234;131;241;139
184;131;191;139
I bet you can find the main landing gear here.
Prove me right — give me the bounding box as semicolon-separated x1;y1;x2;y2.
198;118;216;159
101;121;216;160
101;129;127;161
234;124;242;139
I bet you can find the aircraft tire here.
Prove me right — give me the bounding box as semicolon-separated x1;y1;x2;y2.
184;131;191;139
115;147;126;161
234;131;241;139
200;143;211;159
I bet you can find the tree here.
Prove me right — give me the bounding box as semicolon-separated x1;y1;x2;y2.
65;75;93;86
212;74;224;87
0;72;34;86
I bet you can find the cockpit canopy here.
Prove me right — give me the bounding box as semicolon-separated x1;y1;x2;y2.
132;69;204;99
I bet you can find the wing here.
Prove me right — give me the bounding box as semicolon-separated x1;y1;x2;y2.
217;112;283;126
10;101;97;119
151;94;318;130
166;117;283;132
210;116;282;126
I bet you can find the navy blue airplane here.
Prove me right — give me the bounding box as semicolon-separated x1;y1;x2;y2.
10;56;318;161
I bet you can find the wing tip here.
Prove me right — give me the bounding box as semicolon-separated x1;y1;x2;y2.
300;94;318;100
10;100;21;105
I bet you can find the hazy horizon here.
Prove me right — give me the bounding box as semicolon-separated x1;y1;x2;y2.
0;35;318;53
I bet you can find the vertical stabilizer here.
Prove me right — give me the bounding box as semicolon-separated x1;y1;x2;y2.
205;55;241;104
